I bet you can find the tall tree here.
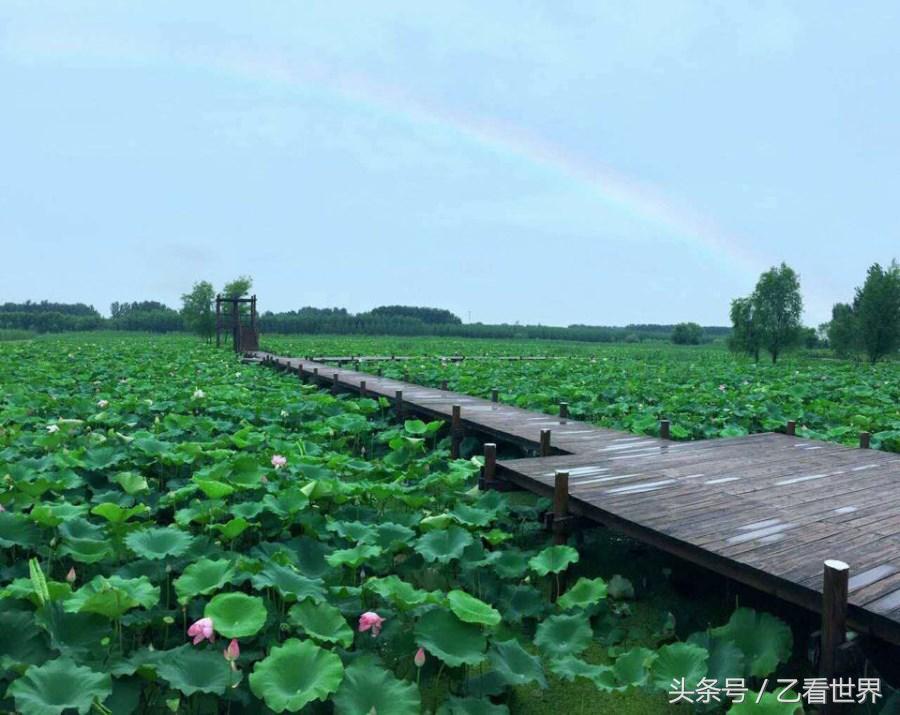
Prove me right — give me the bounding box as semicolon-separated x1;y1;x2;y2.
727;297;761;362
223;276;253;299
854;261;900;363
181;281;216;341
751;263;803;363
671;322;703;345
826;302;859;358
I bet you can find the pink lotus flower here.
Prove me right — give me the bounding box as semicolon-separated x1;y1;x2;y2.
271;455;287;469
188;617;215;645
223;638;240;662
66;567;76;584
358;611;385;637
97;399;109;409
414;648;426;667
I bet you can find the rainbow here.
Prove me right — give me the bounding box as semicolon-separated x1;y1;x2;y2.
192;48;768;282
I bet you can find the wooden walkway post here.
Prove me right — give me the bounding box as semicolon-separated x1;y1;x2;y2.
332;374;339;395
451;405;462;459
552;470;570;547
540;429;551;457
559;402;569;420
491;388;499;403
480;443;497;489
441;379;448;391
660;419;671;440
786;420;796;436
360;380;367;397
297;364;305;383
395;390;404;421
820;559;849;684
313;367;319;386
860;432;871;449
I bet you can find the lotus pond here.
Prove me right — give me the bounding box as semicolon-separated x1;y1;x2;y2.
0;335;892;714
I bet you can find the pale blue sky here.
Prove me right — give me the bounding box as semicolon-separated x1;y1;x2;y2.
2;2;898;325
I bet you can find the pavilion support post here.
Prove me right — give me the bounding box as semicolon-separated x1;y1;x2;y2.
859;432;871;449
786;420;797;436
451;405;462;459
491;388;499;403
395;390;404;421
660;419;671;440
540;429;551;457
820;559;849;690
559;402;569;420
215;295;221;348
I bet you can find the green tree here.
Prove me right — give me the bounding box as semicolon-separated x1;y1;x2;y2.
670;322;703;345
181;281;216;341
751;263;803;363
223;276;253;299
854;261;900;363
727;297;761;362
826;302;859;358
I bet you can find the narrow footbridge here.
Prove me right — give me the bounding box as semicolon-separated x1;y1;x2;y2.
254;352;900;647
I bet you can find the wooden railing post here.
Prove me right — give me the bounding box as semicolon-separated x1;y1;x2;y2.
480;443;497;489
786;420;796;436
451;405;462;459
660;419;671;440
820;559;849;684
359;380;367;398
313;367;319;386
441;380;448;391
559;402;569;420
395;390;404;421
859;432;871;449
552;470;570;547
491;388;499;403
540;429;551;457
332;373;339;395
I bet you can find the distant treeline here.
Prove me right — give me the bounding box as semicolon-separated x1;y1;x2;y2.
258;307;730;343
1;299;731;342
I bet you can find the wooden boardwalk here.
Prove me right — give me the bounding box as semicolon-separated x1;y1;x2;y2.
255;352;900;645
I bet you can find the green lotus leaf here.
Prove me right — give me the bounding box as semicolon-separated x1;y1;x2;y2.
261;488;310;517
250;563;326;603
60;536;116;564
404;419;428;435
83;446;126;470
173;558;237;604
372;522;416;550
528;545;579;576
486;549;531;579
363;575;439;610
288;599;353;648
204;593;267;638
437;695;511;715
7;656;112;715
687;631;746;686
728;691;803;715
59;517;105;541
415;608;487;667
710;607;792;678
0;511;42;548
33;605;112;660
557;577;607;610
333;661;420;715
447;590;501;627
450;503;494;527
549;656;611;683
227;455;265;488
607;574;635;600
649;642;708;691
211;517;251;541
29;503;88;527
419;513;454;531
533;613;592;658
612;647;656;689
65;575;159;619
90;502;148;524
193;478;234;499
230;501;264;519
326;519;377;542
249;638;344;712
113;472;149;495
0;609;52;669
156;646;233;696
488;638;547;688
497;584;546;623
326;543;382;568
125;526;195;560
415;526;474;564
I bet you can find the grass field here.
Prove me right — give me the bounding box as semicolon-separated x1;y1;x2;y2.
1;333;897;714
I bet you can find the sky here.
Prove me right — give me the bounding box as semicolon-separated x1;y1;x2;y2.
2;2;899;326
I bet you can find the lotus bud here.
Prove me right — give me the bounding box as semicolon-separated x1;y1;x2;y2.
224;638;240;663
65;567;76;583
414;648;426;668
